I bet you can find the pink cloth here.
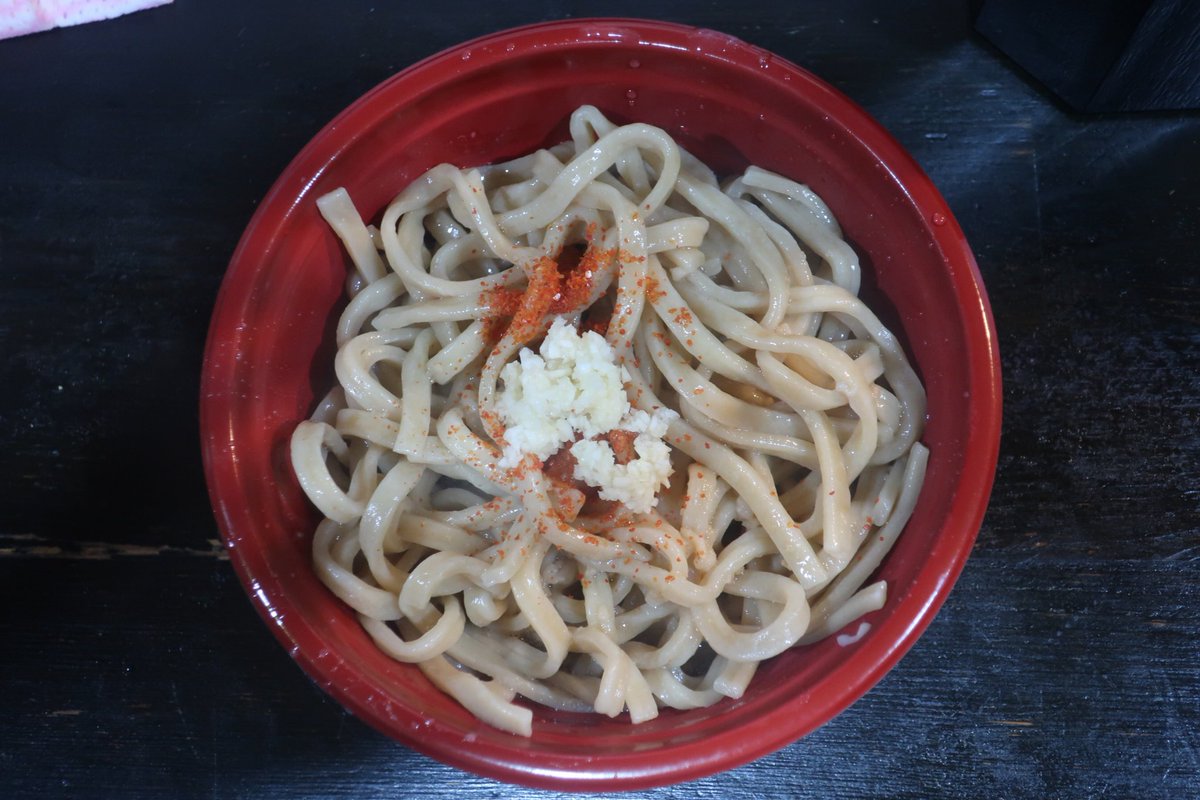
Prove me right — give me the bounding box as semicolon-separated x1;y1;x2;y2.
0;0;172;40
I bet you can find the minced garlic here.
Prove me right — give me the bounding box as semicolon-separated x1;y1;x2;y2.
495;316;677;513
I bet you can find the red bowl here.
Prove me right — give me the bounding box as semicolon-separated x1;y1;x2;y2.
200;18;1001;791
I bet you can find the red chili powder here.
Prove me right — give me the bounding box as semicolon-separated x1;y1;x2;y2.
479;239;616;346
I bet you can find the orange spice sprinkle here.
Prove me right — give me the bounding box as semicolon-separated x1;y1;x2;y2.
478;237;615;346
508;256;560;344
645;275;667;305
481;285;525;344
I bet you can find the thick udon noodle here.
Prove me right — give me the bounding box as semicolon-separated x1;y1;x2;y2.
290;106;928;735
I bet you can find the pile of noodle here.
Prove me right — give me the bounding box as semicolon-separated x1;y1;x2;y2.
291;106;927;735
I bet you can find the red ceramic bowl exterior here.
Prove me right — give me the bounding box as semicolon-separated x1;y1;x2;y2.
200;18;1001;791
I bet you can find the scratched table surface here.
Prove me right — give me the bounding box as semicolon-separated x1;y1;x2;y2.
2;1;1197;798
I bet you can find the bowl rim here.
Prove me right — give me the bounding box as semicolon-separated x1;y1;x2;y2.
200;16;1002;791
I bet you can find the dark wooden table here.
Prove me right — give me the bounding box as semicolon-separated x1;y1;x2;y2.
2;1;1197;797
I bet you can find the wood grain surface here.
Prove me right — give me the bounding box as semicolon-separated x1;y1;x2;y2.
1;1;1197;797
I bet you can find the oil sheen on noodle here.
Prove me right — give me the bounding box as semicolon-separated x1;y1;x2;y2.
289;106;929;736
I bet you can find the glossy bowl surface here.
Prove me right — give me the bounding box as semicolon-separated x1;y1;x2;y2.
200;18;1001;791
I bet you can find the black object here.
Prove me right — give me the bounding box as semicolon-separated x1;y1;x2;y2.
977;0;1200;111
